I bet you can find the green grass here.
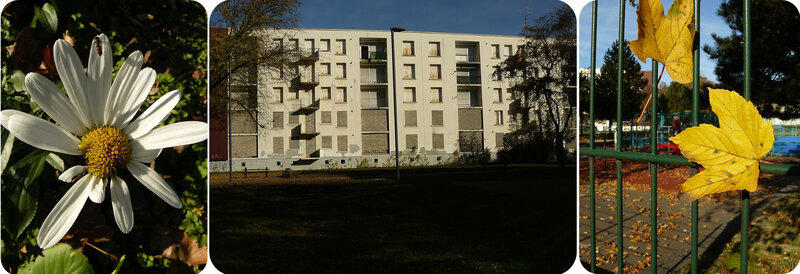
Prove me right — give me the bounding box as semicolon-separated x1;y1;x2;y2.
700;192;800;273
210;165;574;273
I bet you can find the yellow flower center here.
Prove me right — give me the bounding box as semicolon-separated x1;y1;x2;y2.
80;126;132;178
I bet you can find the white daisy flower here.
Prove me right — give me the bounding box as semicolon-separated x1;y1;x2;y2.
0;34;207;249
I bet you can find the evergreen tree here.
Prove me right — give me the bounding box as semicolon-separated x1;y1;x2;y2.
704;0;800;119
592;40;648;123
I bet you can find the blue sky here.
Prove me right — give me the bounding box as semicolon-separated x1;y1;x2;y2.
578;0;732;84
294;0;565;35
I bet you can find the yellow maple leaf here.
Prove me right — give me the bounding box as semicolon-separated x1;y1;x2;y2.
629;0;695;84
669;88;774;200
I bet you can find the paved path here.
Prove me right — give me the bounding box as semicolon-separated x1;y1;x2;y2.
579;177;800;273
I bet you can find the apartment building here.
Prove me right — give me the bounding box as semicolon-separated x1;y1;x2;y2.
211;29;529;171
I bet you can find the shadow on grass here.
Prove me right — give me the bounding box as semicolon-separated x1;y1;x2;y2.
210;166;575;273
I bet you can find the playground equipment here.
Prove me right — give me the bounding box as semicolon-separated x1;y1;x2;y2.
625;111;717;152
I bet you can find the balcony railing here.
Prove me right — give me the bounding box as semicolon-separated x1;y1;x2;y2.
362;51;387;62
455;53;479;62
299;48;320;61
457;75;481;85
294;74;319;87
360;78;388;85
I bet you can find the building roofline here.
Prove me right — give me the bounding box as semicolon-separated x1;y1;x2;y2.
290;28;524;39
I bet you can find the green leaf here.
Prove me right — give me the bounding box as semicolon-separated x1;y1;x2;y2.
33;3;58;34
9;70;26;92
3;150;47;238
21;244;94;274
45;153;65;171
1;133;15;175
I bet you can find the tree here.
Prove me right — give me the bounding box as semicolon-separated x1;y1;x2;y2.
209;0;302;126
704;0;800;119
592;40;648;123
496;5;576;167
658;82;691;112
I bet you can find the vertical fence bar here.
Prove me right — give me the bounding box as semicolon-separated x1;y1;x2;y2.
691;0;701;272
589;0;599;271
649;62;658;273
741;0;752;271
616;0;625;272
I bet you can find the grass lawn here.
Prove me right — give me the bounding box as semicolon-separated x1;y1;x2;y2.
698;192;800;273
210;165;575;273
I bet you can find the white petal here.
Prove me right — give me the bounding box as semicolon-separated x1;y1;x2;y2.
25;73;87;135
123;90;181;139
110;175;134;233
106;51;143;127
130;141;162;163
58;165;86;182
134;121;207;150
88;175;106;203
126;161;181;208
38;175;91;249
118;68;157;128
88;34;113;127
53;39;92;128
0;110;81;155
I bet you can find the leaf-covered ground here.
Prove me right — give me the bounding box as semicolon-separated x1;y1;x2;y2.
210;165;575;273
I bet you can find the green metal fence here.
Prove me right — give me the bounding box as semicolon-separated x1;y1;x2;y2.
581;0;800;273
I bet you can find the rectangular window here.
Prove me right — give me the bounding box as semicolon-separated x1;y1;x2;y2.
429;64;441;79
337;111;347;127
495;110;504;125
491;44;500;58
430;87;442;103
335;39;346;55
360;66;387;84
337;135;348;152
428;42;440;57
404;87;416;103
336;63;346;78
432;133;444;149
406;134;418;150
272;112;283;129
361;89;387;108
496;133;505;148
273;137;284;154
273;38;283;48
404;110;417;126
455;45;476;62
322;136;332;149
457;89;481;107
320;63;330;75
320;39;330;51
304;39;315;51
494;88;503;103
289;139;299;149
288;88;299;100
504;45;512;57
336;87;347;103
492;66;501;81
321;111;332;124
402;41;414;56
321;87;331;100
505;89;514;100
288;114;299;124
403;64;415;79
289;39;299;50
431;110;444;126
272;87;283;103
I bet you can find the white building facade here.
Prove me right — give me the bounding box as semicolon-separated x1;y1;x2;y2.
211;29;527;172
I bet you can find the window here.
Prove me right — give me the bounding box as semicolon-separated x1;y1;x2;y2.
321;39;330;51
321;111;332;124
289;39;299;50
430;87;442;103
335;39;346;55
432;133;444;149
496;133;505;148
360;66;387;84
495;110;504;125
321;87;331;100
288;88;299;100
404;87;416;103
431;110;444;126
428;42;440;57
273;38;283;48
337;111;347;127
322;136;332;149
404;110;417;126
337;135;348;152
429;64;441;79
273;137;284;154
491;44;500;58
304;39;315;51
336;87;347;103
272;112;284;129
402;41;414;56
457;89;481;107
504;45;512;57
272;87;283;103
492;66;502;81
403;64;415;79
288;114;299;124
406;134;418;150
493;88;503;102
505;89;514;100
361;89;387;108
336;63;346;78
320;63;330;75
455;45;476;62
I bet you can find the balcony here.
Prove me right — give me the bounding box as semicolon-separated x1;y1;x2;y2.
294;74;319;87
299;48;320;62
455;53;479;63
457;75;481;85
292;98;320;113
360;78;388;85
361;51;387;63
